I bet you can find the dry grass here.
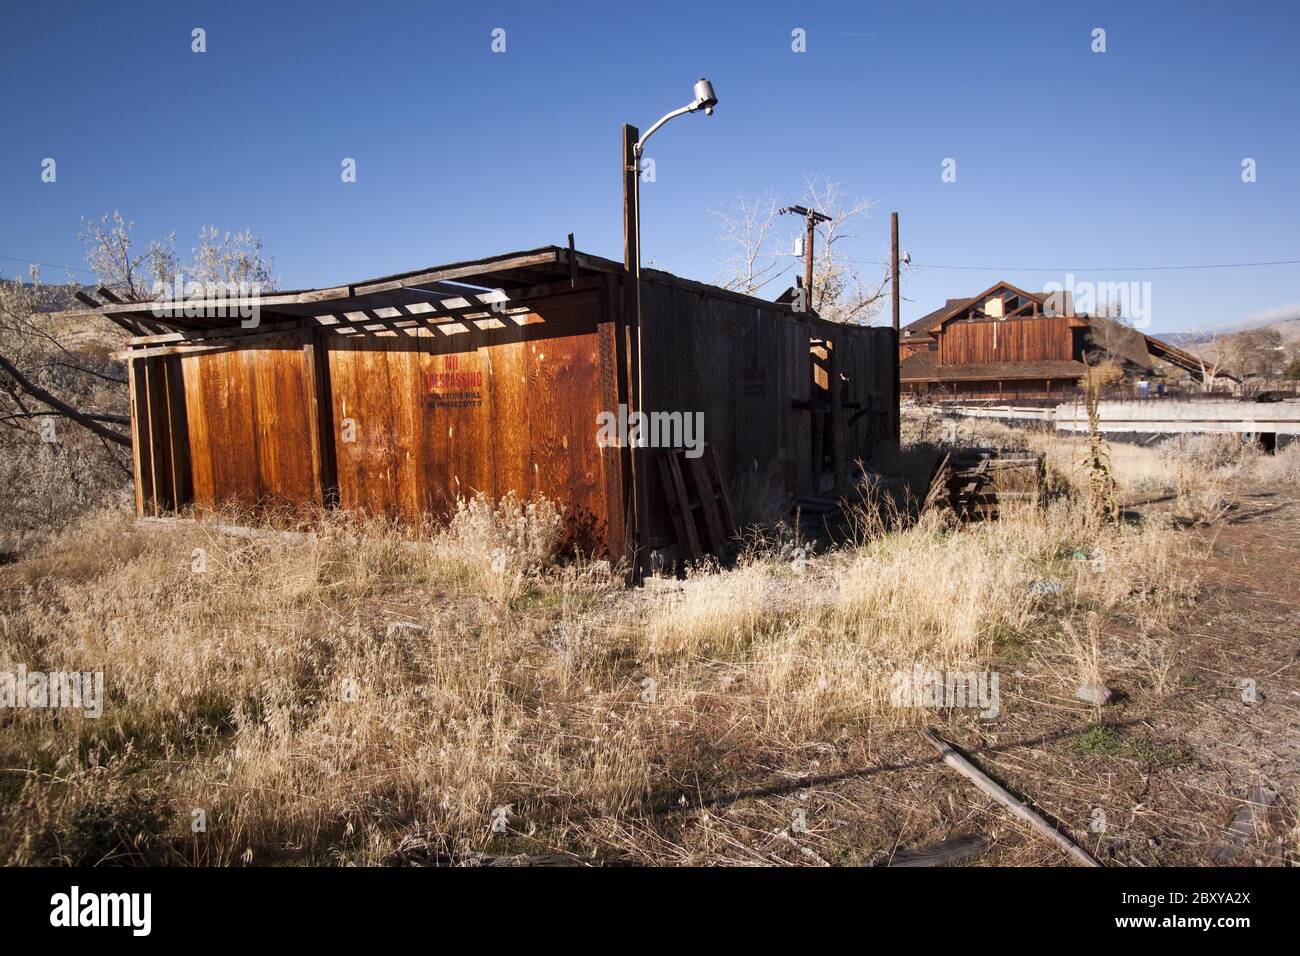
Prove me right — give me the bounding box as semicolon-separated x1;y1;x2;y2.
0;419;1240;866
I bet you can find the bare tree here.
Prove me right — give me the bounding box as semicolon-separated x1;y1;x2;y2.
0;214;277;542
1195;353;1228;393
80;212;277;299
78;211;176;301
186;226;277;290
709;176;893;324
802;176;889;323
709;192;784;295
0;270;131;542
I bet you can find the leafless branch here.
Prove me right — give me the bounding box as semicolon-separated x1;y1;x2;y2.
0;352;130;446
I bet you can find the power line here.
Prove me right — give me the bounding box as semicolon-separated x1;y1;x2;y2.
846;256;1300;272
8;246;1299;284
0;253;96;277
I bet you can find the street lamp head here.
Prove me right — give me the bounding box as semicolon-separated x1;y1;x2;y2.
633;78;719;155
690;78;718;115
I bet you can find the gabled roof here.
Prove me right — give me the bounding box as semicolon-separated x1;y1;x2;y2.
903;298;972;336
903;281;1073;337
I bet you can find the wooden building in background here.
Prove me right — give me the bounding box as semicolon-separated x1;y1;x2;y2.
900;281;1220;400
900;282;1089;400
82;246;897;565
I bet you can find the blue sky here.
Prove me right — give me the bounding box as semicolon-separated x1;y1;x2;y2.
2;0;1296;333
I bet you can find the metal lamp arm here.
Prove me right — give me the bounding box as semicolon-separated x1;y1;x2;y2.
634;104;694;157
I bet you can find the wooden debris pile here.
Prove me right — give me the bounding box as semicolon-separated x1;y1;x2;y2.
657;444;738;563
922;447;1046;520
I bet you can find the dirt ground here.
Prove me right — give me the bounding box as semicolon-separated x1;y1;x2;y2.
632;485;1300;867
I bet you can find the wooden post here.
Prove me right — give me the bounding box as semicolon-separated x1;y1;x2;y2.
623;124;639;274
804;212;815;299
891;212;900;333
622;123;647;581
891;211;901;441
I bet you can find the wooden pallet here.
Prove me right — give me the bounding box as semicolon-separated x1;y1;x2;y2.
922;448;1044;520
657;444;738;562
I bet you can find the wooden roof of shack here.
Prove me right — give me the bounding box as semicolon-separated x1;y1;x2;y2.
51;244;880;344
52;246;631;337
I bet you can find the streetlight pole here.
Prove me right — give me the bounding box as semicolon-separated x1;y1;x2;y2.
621;79;718;581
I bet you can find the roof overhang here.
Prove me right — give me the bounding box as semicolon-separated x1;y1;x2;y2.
50;246;627;336
902;360;1089;383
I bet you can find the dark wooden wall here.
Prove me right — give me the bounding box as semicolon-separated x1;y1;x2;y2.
129;355;193;516
637;275;896;545
938;315;1072;365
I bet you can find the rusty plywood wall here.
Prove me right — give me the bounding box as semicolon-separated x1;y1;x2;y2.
134;289;625;555
321;287;622;554
177;335;322;513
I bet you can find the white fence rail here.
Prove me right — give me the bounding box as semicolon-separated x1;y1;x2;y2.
937;400;1300;436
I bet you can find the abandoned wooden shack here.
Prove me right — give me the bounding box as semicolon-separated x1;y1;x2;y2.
88;246;897;565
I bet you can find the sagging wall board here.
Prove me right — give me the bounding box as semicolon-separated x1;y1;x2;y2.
177;335;322;512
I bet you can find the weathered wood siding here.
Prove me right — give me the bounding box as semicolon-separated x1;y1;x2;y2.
126;267;897;564
838;325;899;467
637;275;896;545
178;335;321;512
324;287;621;554
938;315;1071;365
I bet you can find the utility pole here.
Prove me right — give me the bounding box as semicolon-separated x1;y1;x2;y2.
779;204;831;312
891;212;900;333
891;211;901;441
623;124;639;275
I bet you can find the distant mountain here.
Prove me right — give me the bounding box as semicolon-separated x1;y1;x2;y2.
1158;330;1217;346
